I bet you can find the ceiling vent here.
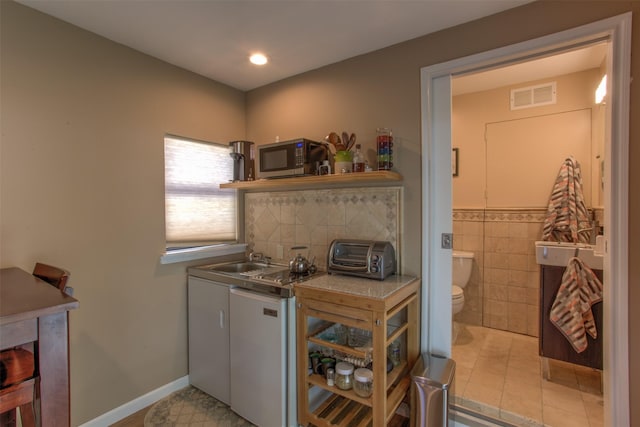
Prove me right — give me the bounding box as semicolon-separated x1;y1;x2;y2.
510;82;556;110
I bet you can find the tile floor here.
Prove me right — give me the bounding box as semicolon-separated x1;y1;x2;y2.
451;323;603;427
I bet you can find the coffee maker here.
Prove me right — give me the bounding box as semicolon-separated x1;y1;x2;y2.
229;140;254;182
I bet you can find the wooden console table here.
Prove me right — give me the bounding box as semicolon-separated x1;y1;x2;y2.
1;267;79;426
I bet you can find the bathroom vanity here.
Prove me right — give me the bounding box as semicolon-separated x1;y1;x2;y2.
539;264;603;371
535;242;603;376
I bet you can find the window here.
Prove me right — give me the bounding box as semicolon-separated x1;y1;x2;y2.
164;135;237;249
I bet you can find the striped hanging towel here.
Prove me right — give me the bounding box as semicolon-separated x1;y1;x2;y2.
549;257;603;353
541;156;591;243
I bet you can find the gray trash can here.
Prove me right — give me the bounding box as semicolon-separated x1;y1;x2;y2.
410;353;455;427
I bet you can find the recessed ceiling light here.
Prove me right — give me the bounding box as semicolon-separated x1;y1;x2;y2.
249;53;268;65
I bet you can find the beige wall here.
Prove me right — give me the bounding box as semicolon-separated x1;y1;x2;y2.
453;69;601;209
245;1;639;424
2;0;638;425
245;52;424;277
0;2;246;424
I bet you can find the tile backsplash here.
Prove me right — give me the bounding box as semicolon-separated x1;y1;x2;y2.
245;187;402;271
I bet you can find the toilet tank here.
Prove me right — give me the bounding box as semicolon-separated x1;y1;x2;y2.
452;250;474;288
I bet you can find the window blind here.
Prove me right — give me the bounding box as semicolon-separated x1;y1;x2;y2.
164;136;236;246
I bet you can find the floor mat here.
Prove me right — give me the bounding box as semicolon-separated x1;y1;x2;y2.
144;386;255;426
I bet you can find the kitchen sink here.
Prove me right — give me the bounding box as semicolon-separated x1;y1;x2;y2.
189;260;324;298
208;262;275;274
534;241;603;270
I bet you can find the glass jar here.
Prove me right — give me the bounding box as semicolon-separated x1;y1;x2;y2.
326;368;335;387
334;362;354;390
376;127;393;171
334;324;348;346
353;368;373;397
389;340;401;366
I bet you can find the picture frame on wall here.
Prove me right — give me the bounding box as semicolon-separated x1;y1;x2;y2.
452;148;459;177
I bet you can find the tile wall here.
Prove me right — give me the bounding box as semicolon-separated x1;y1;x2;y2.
245;187;402;271
246;191;600;339
484;209;545;337
453;209;604;337
453;208;545;337
455;207;603;337
452;209;485;326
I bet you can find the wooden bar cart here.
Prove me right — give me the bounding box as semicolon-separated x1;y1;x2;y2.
295;275;420;427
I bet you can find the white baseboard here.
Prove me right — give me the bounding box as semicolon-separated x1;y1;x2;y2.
78;376;189;427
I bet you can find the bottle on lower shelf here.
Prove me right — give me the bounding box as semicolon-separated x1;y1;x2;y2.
326;368;335;387
389;340;401;366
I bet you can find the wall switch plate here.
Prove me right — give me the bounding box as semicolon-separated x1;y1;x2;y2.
276;244;284;259
441;233;453;249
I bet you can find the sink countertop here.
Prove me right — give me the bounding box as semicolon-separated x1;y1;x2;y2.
534;240;603;270
295;273;418;300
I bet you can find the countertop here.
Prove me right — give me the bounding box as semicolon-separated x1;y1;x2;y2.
295;273;418;300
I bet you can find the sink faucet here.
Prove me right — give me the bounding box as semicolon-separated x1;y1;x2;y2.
587;211;603;244
249;251;271;265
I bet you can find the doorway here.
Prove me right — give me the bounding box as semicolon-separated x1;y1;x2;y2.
420;13;630;427
451;43;605;334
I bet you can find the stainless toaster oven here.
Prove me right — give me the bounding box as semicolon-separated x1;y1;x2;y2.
327;239;396;280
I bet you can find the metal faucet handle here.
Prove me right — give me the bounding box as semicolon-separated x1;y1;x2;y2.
249;251;263;261
249;252;271;265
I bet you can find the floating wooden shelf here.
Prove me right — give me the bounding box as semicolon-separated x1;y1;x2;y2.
219;171;402;191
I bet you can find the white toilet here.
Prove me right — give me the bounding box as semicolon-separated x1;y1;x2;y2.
452;250;474;317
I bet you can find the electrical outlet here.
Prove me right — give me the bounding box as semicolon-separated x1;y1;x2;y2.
276;244;284;259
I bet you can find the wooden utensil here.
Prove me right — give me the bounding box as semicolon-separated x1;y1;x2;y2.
347;133;356;151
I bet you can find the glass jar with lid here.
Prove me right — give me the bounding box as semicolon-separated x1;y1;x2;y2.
334;362;354;390
353;368;373;397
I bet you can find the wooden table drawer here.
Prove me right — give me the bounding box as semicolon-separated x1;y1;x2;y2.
0;319;37;349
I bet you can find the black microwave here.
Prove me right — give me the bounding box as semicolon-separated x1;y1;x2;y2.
257;138;327;178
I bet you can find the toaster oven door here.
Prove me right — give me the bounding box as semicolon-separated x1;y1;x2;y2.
331;242;370;269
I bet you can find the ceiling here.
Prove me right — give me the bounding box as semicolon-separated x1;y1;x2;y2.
453;42;608;95
16;0;536;91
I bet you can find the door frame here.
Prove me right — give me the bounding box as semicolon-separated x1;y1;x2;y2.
420;12;631;426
